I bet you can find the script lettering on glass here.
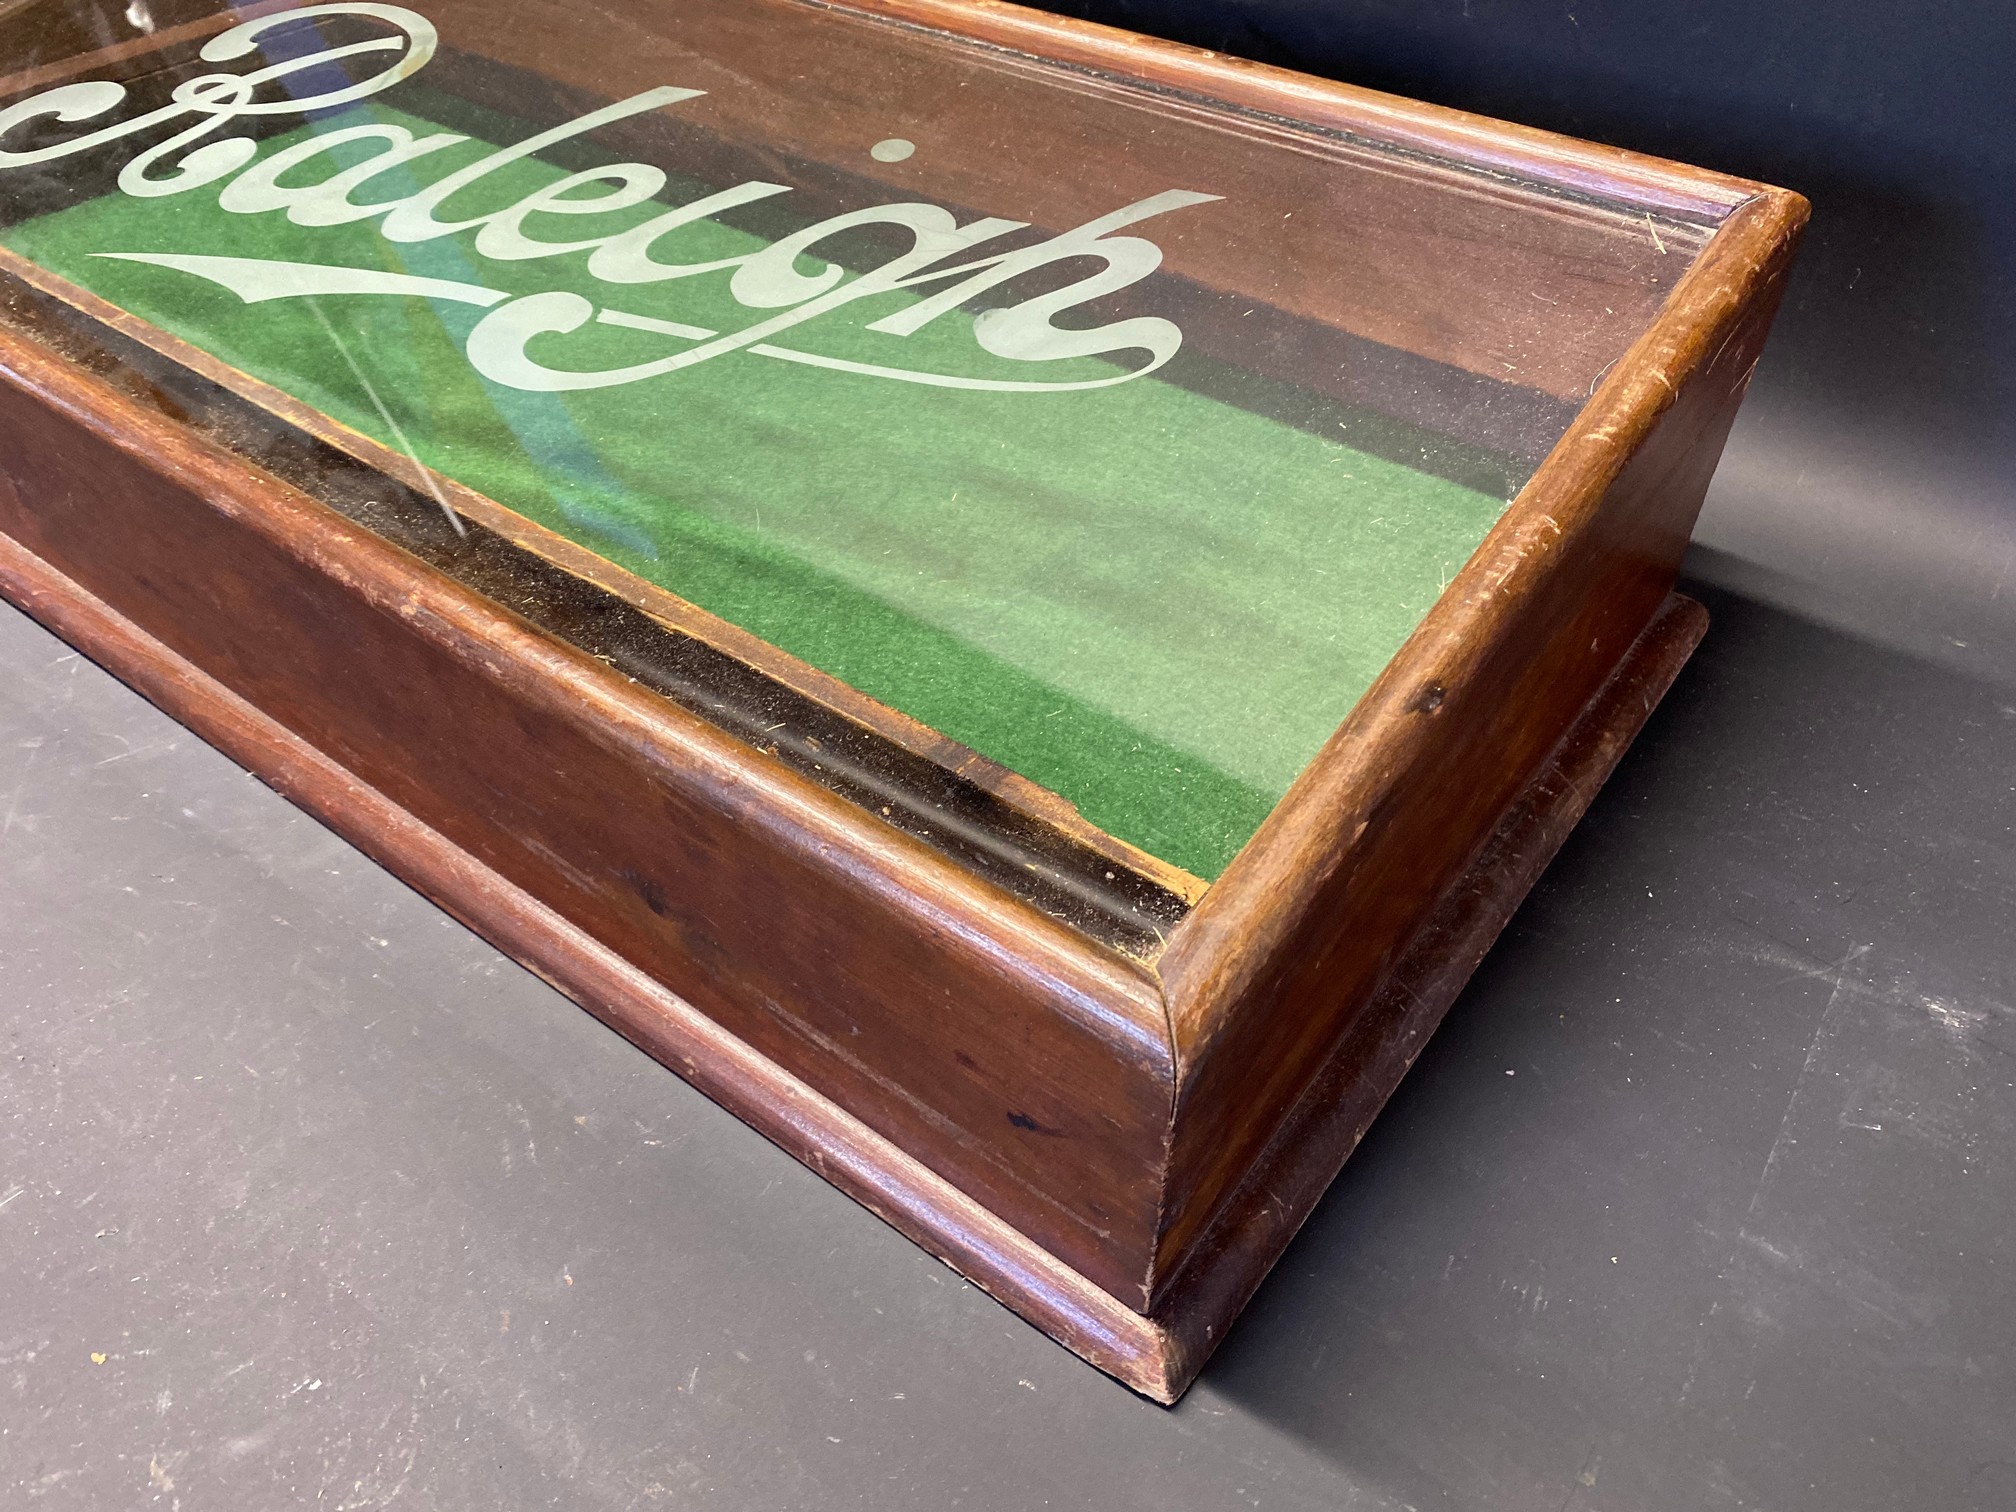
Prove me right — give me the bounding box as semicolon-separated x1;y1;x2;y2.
0;3;1223;393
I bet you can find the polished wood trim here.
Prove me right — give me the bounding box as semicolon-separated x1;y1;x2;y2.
1169;188;1804;1047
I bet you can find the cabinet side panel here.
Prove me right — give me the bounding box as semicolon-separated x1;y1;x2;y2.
1154;195;1805;1288
1144;594;1705;1396
0;339;1175;1307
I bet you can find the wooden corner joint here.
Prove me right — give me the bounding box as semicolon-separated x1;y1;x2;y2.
1123;590;1709;1399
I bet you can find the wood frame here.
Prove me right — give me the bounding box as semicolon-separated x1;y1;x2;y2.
0;0;1805;1400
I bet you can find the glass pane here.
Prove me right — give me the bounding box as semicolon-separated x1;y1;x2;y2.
0;0;1707;879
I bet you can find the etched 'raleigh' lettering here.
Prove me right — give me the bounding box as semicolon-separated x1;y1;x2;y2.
0;3;1224;393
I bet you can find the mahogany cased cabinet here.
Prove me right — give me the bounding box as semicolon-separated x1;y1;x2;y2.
0;0;1805;1399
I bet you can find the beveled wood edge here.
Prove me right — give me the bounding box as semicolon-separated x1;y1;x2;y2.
0;522;1187;1400
0;311;1174;1058
1162;185;1809;1065
0;247;1209;907
820;0;1769;220
1142;593;1708;1389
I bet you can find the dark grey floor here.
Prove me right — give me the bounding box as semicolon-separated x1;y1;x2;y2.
4;466;2014;1509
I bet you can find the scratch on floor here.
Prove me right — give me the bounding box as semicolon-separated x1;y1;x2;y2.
1675;940;1869;1406
1744;943;1869;1220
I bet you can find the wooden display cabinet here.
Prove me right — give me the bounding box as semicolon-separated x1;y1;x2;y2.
0;0;1804;1399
